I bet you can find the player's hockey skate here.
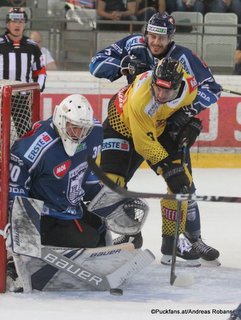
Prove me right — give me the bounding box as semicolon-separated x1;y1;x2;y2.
186;235;221;266
113;232;143;249
161;234;201;267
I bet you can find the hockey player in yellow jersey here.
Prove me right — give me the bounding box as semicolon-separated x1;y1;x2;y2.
93;57;205;266
111;59;197;163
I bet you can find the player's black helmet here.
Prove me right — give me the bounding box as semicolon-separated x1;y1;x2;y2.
152;57;184;90
6;7;28;23
145;12;176;36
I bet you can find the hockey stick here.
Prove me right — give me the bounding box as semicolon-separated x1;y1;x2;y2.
170;200;182;285
170;145;186;286
222;88;241;96
87;157;241;203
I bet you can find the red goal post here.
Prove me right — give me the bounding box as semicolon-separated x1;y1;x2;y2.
0;80;40;293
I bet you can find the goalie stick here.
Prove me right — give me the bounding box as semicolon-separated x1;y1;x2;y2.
87;157;241;203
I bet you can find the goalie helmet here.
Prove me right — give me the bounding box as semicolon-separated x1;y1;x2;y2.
53;94;94;156
6;7;28;23
145;12;176;36
152;57;184;90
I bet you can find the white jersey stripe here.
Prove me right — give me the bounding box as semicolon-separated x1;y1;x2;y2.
20;53;28;82
9;52;16;80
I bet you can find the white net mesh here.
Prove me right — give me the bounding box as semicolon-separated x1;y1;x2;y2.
0;81;34;147
10;92;33;143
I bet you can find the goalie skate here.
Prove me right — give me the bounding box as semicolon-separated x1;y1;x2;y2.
6;258;23;293
113;232;143;249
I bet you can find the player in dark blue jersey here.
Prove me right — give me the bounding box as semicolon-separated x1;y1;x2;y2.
7;94;149;292
89;12;221;264
9;94;105;248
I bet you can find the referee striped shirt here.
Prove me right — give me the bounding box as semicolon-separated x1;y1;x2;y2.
0;34;47;91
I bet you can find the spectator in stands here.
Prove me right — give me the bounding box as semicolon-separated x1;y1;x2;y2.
0;0;26;6
191;0;241;24
195;0;241;35
135;0;177;21
176;0;199;12
197;0;241;14
221;0;241;35
233;37;241;75
136;1;177;32
158;0;177;14
96;0;137;30
176;0;241;35
135;1;157;22
30;31;57;70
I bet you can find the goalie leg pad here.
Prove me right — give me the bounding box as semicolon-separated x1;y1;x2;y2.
10;196;43;257
8;196;153;292
88;185;149;235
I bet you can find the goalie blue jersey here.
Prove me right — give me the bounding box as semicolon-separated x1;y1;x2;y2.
89;34;222;114
9;118;103;220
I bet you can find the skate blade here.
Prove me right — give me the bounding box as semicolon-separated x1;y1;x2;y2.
200;258;221;267
160;255;201;267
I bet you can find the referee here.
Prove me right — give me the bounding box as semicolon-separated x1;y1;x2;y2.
0;7;47;136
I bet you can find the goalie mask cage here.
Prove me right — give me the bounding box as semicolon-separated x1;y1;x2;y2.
0;80;40;293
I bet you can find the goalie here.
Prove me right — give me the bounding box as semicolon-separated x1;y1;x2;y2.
7;94;150;292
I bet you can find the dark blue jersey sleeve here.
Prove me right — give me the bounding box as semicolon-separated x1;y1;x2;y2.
89;34;154;83
172;44;222;115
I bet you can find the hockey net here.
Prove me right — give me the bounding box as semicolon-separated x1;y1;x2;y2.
0;80;40;293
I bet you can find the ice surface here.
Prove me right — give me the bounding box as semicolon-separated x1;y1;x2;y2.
1;168;241;320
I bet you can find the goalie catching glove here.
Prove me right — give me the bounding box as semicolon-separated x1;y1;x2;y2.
87;185;149;235
120;55;150;77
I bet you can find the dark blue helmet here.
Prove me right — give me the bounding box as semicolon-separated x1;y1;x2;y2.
145;12;176;36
